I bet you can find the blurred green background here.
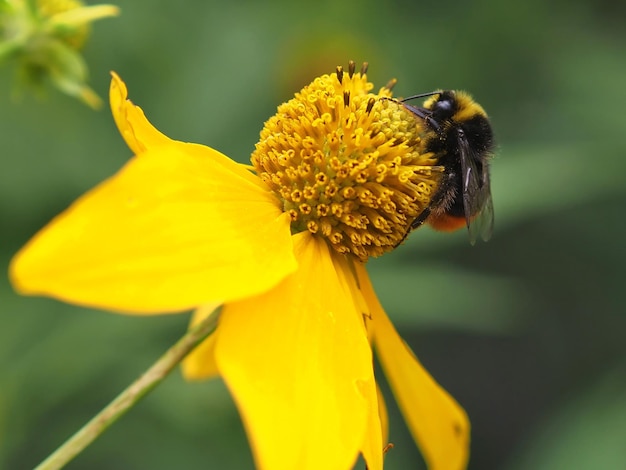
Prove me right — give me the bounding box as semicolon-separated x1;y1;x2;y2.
2;0;625;468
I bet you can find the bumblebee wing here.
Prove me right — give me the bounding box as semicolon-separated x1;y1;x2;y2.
473;172;494;243
458;129;494;244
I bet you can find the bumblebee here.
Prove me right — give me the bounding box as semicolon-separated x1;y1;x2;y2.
400;90;495;244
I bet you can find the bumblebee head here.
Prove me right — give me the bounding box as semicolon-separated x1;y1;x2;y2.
423;90;457;123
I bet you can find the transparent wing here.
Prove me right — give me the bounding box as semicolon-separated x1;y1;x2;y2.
457;129;494;244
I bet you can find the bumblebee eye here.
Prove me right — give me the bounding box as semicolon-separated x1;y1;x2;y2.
434;98;453;114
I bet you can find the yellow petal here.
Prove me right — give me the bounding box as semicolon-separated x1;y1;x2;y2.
377;385;389;448
329;257;385;470
356;264;470;470
360;383;384;470
10;144;296;313
109;73;265;191
215;232;376;470
109;71;173;154
46;5;120;28
181;303;221;380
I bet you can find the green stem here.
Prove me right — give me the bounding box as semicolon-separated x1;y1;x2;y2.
35;308;221;470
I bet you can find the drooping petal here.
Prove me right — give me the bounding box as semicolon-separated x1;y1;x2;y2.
377;385;389;448
356;263;470;470
360;382;385;470
109;73;265;190
109;72;173;154
181;303;221;380
10;145;296;314
215;232;376;470
329;257;384;470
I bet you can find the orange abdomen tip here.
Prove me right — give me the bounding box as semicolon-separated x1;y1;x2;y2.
428;214;467;232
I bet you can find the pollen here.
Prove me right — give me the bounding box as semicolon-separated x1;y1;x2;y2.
252;62;441;261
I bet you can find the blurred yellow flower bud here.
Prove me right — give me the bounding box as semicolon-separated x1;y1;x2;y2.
0;0;119;108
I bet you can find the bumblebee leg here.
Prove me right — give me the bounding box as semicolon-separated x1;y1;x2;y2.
399;103;440;130
393;206;432;248
410;206;432;230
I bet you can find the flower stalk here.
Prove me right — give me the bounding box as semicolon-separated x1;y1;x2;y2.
34;306;220;470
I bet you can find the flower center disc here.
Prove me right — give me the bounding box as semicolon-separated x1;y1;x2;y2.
252;62;441;261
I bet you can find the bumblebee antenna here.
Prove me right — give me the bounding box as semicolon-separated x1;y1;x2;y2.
379;91;443;129
400;91;442;103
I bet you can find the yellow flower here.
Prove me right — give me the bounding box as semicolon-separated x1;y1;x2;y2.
10;63;469;470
